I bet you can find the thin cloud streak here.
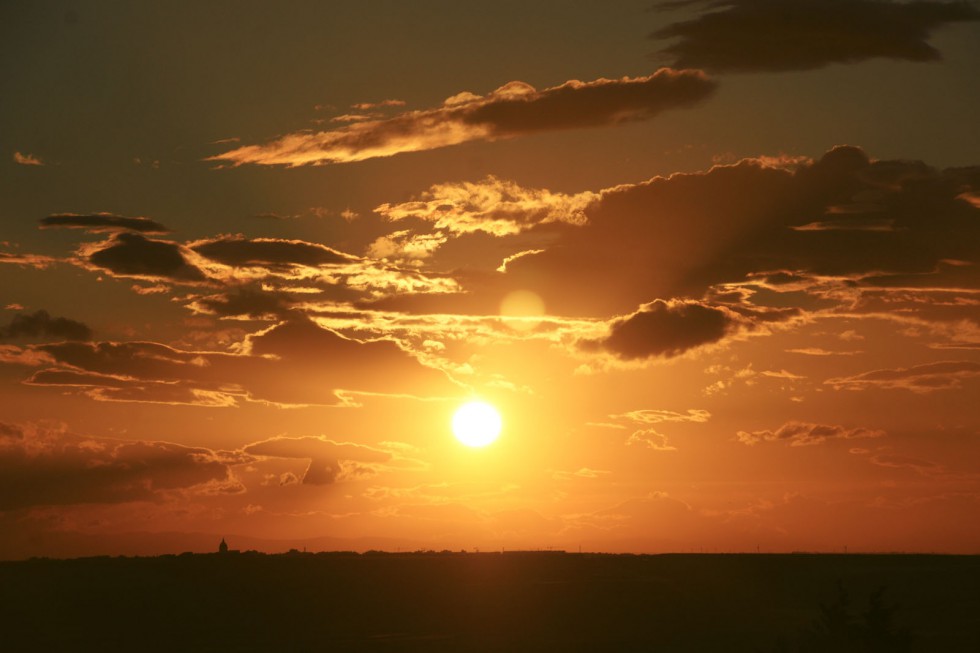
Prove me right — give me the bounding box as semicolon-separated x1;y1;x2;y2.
40;213;171;234
208;69;716;166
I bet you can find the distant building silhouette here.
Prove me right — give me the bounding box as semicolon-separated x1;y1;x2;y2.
218;537;228;554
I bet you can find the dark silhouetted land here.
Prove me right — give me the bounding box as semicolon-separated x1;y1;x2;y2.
1;551;978;652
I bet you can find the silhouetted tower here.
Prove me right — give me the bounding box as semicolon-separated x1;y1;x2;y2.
218;537;228;554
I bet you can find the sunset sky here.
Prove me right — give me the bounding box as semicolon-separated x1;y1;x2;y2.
2;0;979;559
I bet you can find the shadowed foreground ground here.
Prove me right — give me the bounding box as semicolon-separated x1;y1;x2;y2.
1;552;977;652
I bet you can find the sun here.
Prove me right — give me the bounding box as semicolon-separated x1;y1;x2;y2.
452;401;502;448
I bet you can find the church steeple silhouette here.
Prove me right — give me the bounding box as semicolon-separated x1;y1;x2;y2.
218;537;228;554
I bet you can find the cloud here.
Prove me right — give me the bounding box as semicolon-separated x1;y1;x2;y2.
243;436;390;485
825;360;980;392
242;319;460;400
41;230;456;308
367;230;447;261
626;429;677;450
187;285;298;320
0;422;237;509
40;213;170;234
0;310;92;342
870;453;942;472
0;251;58;269
735;421;886;446
612;408;711;424
24;369;240;408
208;69;716;166
350;99;406;111
190;235;357;269
500;146;980;316
80;233;207;282
16;318;460;407
13;151;44;166
552;467;612;480
251;212;300;221
787;347;861;356
60;227;458;301
650;0;980;73
375;176;598;237
588;299;738;360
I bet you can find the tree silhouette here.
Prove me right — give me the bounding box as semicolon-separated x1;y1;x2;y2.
768;582;913;653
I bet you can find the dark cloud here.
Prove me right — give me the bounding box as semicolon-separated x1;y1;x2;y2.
460;69;715;134
210;69;716;166
18;319;460;407
24;369;239;407
243;436;390;485
40;212;170;234
594;300;736;360
189;285;298;320
736;421;886;446
650;0;980;73
502;146;980;316
191;236;357;268
85;233;206;282
244;319;460;400
36;341;212;382
586;298;798;360
0;423;236;510
0;310;92;342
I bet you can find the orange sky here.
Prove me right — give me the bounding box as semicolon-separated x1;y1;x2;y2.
1;0;979;559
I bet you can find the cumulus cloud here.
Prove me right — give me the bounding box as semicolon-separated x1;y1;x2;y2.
208;69;716;166
650;0;980;73
0;310;92;342
825;360;980;392
735;421;886;446
375;176;598;237
0;422;237;509
243;436;390;485
40;213;170;234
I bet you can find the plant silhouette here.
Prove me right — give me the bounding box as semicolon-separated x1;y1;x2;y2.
769;582;913;652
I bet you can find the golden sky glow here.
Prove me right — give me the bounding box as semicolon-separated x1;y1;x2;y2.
1;0;979;559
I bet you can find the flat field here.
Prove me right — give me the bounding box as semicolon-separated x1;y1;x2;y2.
1;552;977;652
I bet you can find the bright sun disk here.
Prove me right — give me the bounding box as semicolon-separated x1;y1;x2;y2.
452;401;502;447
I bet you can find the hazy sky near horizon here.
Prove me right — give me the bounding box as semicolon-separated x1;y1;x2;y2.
2;0;979;558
